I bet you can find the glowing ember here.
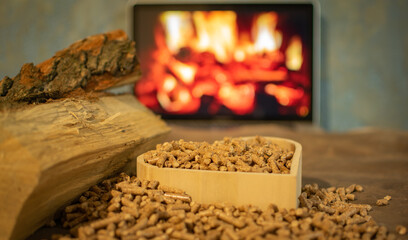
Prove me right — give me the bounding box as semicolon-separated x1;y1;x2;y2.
298;105;309;117
264;84;304;107
157;87;200;114
218;83;255;115
135;10;310;118
192;80;218;98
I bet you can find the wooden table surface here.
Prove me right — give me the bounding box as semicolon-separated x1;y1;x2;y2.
29;121;408;239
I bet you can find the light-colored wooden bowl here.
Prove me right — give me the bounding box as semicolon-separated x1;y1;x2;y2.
137;136;302;210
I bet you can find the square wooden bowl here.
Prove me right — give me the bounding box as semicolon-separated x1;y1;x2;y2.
137;136;302;210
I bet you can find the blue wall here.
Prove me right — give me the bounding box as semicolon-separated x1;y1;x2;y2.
1;0;407;132
319;0;408;131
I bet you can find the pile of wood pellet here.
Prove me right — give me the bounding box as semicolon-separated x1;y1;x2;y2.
143;136;294;174
52;173;402;240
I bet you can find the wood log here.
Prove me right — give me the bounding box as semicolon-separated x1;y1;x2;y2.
0;29;141;105
0;94;170;240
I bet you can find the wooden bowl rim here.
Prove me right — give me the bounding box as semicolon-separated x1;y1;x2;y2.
137;136;302;177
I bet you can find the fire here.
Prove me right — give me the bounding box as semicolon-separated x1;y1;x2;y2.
192;80;218;98
264;84;304;106
252;12;282;53
297;105;309;117
218;83;255;115
162;75;177;92
135;10;309;117
286;36;303;71
192;11;237;63
157;87;200;114
169;60;197;85
160;11;193;53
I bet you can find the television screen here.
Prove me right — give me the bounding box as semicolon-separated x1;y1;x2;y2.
133;3;315;121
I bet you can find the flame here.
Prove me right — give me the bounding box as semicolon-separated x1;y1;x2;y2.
218;83;255;115
136;10;309;117
234;50;246;62
234;33;254;62
192;11;237;63
264;84;304;106
157;87;200;114
169;60;197;85
252;12;282;53
160;11;193;53
192;80;218;98
162;75;177;92
286;36;303;71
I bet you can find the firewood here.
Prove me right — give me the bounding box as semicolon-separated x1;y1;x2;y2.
0;94;170;240
0;29;168;239
0;29;141;106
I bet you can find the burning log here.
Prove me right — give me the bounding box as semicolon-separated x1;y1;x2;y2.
0;30;170;240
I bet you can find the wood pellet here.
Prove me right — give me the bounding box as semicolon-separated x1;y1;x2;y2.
143;136;294;174
53;173;399;240
376;196;392;206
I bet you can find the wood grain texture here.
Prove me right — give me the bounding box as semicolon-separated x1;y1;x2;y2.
137;137;302;210
0;94;170;240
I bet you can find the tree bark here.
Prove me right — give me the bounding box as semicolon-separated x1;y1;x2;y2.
0;29;141;105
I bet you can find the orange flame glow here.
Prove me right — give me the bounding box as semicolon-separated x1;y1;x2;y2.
136;10;309;117
286;36;303;71
162;75;177;92
218;83;255;115
192;11;237;63
157;87;200;114
160;11;193;53
169;60;197;85
264;84;304;106
252;12;282;53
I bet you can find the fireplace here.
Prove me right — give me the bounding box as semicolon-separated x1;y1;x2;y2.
131;1;319;122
